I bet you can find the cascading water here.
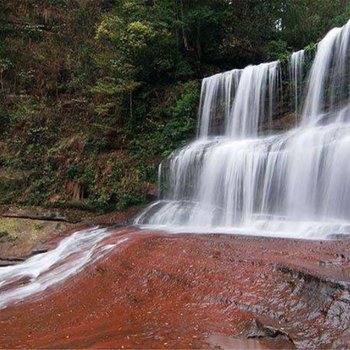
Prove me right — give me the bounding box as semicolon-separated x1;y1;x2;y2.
290;49;305;121
136;20;350;239
0;227;134;309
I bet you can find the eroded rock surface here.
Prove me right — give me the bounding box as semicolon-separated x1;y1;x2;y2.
1;231;350;349
0;217;78;265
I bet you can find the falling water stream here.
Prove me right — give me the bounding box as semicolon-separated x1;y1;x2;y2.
1;21;350;309
290;49;305;120
135;20;350;239
0;227;134;308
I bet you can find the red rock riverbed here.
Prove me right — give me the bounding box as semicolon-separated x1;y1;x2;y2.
1;227;350;349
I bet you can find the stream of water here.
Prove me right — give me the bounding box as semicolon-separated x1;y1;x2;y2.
0;227;134;309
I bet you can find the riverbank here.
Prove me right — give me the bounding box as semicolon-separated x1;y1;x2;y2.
1;227;350;349
0;205;141;265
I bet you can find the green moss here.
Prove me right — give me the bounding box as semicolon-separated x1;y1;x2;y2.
0;230;9;240
34;223;44;231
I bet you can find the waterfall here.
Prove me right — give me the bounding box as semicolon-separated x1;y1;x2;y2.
198;70;241;138
302;22;350;124
136;20;350;239
290;50;305;120
198;62;280;139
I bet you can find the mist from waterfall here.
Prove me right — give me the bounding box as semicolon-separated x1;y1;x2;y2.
135;20;350;239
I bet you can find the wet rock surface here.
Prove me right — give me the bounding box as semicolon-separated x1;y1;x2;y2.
1;231;350;349
0;217;78;264
245;318;292;341
0;206;141;264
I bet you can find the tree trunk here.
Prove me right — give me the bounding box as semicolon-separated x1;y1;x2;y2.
180;0;191;51
130;90;133;119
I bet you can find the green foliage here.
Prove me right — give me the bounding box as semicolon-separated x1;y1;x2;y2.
130;80;199;159
280;0;350;50
267;40;289;62
0;103;10;133
0;231;9;240
0;0;349;212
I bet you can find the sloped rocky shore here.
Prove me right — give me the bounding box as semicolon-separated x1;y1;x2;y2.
1;228;350;349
